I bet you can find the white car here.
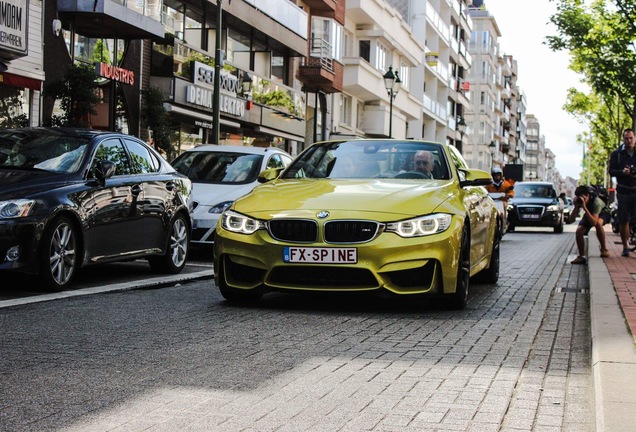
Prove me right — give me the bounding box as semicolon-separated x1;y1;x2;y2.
171;145;293;246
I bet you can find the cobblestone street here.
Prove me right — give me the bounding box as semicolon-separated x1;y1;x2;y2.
1;228;593;431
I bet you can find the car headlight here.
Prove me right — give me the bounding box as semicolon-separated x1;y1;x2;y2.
0;199;34;219
220;210;265;234
385;213;452;237
507;204;514;211
547;204;560;212
209;201;234;215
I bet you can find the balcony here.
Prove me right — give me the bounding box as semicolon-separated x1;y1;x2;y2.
298;38;343;93
303;0;337;13
57;0;164;39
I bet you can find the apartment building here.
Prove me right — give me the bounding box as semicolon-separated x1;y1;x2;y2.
383;0;473;148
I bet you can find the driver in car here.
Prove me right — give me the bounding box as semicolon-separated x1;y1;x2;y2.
413;150;434;179
486;166;514;201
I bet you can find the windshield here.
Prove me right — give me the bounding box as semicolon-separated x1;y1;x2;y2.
0;130;90;173
282;140;450;180
172;151;265;184
515;184;557;198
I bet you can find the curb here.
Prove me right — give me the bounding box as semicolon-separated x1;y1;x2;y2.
588;234;636;431
0;269;214;309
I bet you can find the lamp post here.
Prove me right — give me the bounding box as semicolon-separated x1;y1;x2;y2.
456;116;467;151
212;0;225;144
383;66;401;138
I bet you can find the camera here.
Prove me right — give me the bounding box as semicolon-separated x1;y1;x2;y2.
574;196;581;205
630;165;636;176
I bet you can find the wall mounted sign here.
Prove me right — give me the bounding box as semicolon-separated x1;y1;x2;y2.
0;0;28;59
95;62;135;86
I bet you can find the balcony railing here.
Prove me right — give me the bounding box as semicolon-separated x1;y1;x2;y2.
243;0;308;39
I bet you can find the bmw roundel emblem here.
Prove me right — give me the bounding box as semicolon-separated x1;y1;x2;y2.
316;211;330;219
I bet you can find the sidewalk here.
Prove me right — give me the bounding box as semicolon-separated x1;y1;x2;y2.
588;227;636;431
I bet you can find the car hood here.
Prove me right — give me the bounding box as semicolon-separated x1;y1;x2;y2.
233;179;456;220
192;181;257;205
510;197;559;206
0;169;73;198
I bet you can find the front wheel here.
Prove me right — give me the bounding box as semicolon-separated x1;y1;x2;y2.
149;214;189;274
554;217;564;233
40;216;79;291
475;235;499;284
446;225;470;310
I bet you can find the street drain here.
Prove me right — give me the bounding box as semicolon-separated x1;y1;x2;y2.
556;287;589;294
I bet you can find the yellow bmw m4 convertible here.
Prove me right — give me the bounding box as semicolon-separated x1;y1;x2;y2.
213;139;501;309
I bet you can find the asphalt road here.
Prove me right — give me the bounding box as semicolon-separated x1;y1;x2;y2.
0;226;593;431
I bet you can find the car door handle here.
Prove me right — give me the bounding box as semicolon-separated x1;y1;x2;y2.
131;185;142;196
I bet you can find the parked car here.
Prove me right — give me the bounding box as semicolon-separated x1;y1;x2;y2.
507;181;564;233
0;127;193;291
563;196;575;223
171;145;292;247
213;139;501;310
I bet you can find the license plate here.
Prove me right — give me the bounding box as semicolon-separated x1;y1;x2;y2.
522;214;541;220
283;247;357;264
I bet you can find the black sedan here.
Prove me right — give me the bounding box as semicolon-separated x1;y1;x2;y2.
506;181;564;233
0;127;193;291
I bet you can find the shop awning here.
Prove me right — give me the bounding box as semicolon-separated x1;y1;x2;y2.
255;125;305;142
163;103;241;129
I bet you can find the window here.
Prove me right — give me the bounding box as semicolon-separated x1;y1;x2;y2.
481;61;489;80
399;64;410;90
124;139;160;174
359;40;370;63
340;95;352;126
311;17;343;61
375;43;387;71
480;91;485;105
92;139;132;176
357;101;365;130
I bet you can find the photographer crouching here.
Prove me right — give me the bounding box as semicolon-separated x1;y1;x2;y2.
609;128;636;257
569;186;610;264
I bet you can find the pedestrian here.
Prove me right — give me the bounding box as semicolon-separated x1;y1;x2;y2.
609;128;636;257
485;166;514;202
569;185;610;264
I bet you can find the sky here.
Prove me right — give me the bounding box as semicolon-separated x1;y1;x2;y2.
482;0;587;180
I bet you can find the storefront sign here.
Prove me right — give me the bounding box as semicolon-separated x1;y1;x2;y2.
0;0;28;59
193;61;239;94
95;62;135;86
185;84;245;117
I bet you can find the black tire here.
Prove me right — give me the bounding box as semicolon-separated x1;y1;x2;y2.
475;235;499;284
554;217;564;233
447;225;470;310
40;216;79;291
217;260;262;303
149;214;189;274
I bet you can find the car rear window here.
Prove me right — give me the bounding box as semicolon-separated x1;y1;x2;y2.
172;151;264;184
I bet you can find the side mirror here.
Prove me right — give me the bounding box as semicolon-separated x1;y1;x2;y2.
459;168;492;187
94;160;116;185
257;167;284;183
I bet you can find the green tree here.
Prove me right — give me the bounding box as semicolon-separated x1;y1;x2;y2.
43;63;100;127
141;86;178;160
547;0;636;128
0;94;28;128
546;0;636;183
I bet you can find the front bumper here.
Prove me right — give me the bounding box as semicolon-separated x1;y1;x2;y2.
213;219;464;296
508;205;562;227
0;219;41;274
